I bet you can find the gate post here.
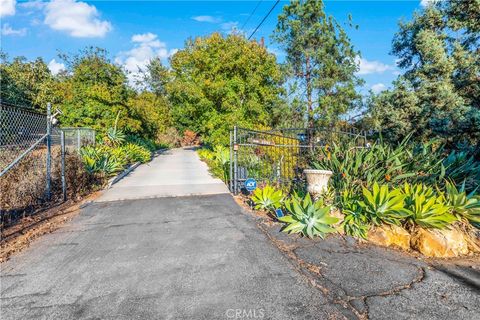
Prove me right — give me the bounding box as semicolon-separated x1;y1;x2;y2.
46;103;52;200
233;126;238;195
229;130;233;192
61;130;66;201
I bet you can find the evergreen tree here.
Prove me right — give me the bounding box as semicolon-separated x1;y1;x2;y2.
272;0;363;127
370;0;479;146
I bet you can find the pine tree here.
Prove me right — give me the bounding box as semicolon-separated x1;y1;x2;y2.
272;0;363;127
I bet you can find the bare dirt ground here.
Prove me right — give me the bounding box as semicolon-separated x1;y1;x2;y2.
0;191;102;263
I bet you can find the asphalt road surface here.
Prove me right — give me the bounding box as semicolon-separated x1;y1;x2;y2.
1;148;479;319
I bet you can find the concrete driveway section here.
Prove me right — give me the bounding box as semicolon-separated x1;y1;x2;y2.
97;148;229;202
0;195;345;320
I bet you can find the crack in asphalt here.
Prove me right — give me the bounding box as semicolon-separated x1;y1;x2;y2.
255;220;428;320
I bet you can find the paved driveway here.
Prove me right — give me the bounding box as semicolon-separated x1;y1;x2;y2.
1;148;479;319
98;148;229;202
0;148;344;319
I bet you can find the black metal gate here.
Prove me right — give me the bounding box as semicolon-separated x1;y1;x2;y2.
229;126;367;194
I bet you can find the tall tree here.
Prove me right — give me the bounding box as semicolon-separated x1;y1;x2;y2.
56;47;141;135
167;33;284;145
370;0;479;146
0;53;57;109
137;57;170;96
272;0;363;127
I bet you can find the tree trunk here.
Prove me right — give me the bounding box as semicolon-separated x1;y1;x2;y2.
306;56;313;128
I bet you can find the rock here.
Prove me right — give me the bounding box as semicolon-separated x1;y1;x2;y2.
330;209;345;235
368;224;411;250
464;227;480;253
410;227;469;258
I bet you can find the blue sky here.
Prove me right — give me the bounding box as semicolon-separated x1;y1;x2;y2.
1;1;430;93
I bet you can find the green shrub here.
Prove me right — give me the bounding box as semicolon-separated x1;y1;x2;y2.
359;182;410;226
402;183;456;229
251;184;284;211
118;143;151;163
443;151;480;193
197;146;230;182
443;181;480;227
80;145;123;177
278;193;338;238
104;112;126;147
126;135;158;152
313;136;480;196
340;190;370;239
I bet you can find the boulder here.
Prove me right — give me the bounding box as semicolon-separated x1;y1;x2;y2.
368;224;411;250
410;227;469;258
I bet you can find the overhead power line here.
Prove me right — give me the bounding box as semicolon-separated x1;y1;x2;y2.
241;0;263;31
247;0;280;40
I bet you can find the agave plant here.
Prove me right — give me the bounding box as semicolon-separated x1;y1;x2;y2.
443;181;480;227
213;146;230;182
251;184;284;211
359;182;410;226
121;143;151;163
443;151;480;193
340;189;370;239
105;112;126;147
278;193;338;238
80;145;123;176
402;183;456;229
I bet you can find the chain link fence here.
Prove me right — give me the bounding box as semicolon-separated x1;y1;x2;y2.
0;102;95;229
57;127;96;150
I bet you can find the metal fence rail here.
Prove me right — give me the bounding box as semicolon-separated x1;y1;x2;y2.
230;126;367;194
0;102;95;229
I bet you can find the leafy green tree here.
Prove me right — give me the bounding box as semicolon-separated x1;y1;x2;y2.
0;52;57;109
369;0;480;146
272;0;363;127
127;91;172;140
167;33;284;145
57;47;142;135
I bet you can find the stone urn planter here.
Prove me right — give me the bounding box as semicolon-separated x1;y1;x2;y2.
304;169;333;198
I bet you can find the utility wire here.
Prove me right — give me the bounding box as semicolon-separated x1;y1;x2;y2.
240;0;263;31
248;0;280;40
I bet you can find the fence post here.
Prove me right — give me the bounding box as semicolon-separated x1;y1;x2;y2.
233;126;238;195
61;130;66;201
46;103;52;200
77;129;81;150
229;130;233;192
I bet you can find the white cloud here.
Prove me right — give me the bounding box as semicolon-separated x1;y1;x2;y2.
192;15;221;23
356;57;393;75
0;0;15;17
1;23;26;36
220;21;238;32
48;59;65;75
116;33;177;85
371;83;387;94
44;0;111;38
420;0;438;7
192;15;239;34
132;32;157;43
19;0;45;10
